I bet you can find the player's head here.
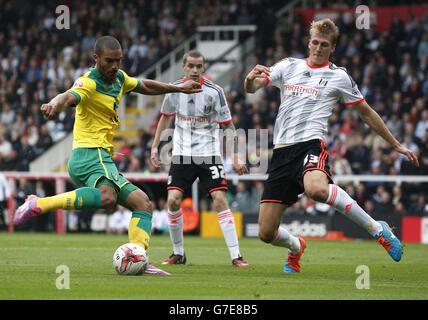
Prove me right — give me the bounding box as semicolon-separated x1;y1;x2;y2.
182;50;205;83
308;18;339;66
93;36;123;83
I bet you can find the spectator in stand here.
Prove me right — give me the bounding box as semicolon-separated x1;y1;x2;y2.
128;37;148;61
375;190;394;218
364;199;377;219
34;124;53;156
415;109;428;141
332;152;353;175
404;77;423;104
386;112;403;140
107;205;132;235
348;134;371;174
0;103;15;125
17;136;35;171
231;181;252;215
417;32;428;60
409;194;428;216
393;201;407;216
152;198;168;234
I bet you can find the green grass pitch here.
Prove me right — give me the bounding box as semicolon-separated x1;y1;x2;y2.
1;232;428;300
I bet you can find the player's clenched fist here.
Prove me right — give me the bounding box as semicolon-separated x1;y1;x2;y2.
246;64;271;81
40;92;77;120
178;80;203;93
40;103;58;120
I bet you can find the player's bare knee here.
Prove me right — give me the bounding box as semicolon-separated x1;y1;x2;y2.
258;229;275;243
100;190;117;209
211;193;228;212
168;195;182;212
125;189;152;213
138;191;152;213
259;225;275;243
305;185;329;202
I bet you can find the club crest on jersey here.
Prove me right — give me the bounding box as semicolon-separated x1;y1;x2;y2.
283;83;319;100
203;105;212;114
72;80;83;88
111;172;119;181
352;88;361;96
319;78;329;86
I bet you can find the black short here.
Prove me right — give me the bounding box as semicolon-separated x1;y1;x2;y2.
167;156;228;195
261;139;333;206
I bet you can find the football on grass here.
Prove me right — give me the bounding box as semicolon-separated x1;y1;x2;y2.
113;243;149;275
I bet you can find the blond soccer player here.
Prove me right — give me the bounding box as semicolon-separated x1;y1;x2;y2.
244;19;419;272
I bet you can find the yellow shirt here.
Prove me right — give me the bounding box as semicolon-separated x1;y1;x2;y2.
67;68;140;154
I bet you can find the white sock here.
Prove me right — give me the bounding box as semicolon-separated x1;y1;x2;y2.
326;184;382;237
167;208;184;255
271;226;301;254
217;209;241;260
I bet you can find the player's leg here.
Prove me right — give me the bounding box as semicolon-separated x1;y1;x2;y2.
14;185;106;226
162;161;195;264
197;159;249;266
258;202;302;253
259;145;308;272
14;176;123;225
258;201;305;273
162;188;187;264
303;170;401;261
120;185;153;250
304;170;382;234
119;184;171;275
210;190;249;266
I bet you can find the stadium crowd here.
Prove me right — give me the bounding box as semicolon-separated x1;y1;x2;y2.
0;0;427;232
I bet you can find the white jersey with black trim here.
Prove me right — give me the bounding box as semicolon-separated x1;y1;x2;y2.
266;57;365;145
160;77;232;157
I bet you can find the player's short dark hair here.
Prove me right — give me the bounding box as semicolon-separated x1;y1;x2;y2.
183;50;205;65
94;36;122;56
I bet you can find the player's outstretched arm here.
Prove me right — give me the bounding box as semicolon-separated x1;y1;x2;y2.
150;114;174;168
41;92;77;120
244;64;271;93
354;100;419;167
135;79;202;95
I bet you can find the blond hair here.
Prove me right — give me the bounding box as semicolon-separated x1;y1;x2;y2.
309;18;340;45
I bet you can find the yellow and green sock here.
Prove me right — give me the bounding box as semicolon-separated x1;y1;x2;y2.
36;187;102;213
128;211;152;250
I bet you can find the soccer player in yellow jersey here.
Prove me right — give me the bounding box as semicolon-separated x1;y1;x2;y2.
14;36;201;273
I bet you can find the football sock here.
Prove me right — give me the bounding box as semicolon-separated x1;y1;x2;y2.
271;226;301;255
217;209;241;260
167;208;184;255
326;184;382;237
36;187;101;213
128;211;152;250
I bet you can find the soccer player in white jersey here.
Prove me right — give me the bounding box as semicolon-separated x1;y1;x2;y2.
151;50;250;267
244;19;419;272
